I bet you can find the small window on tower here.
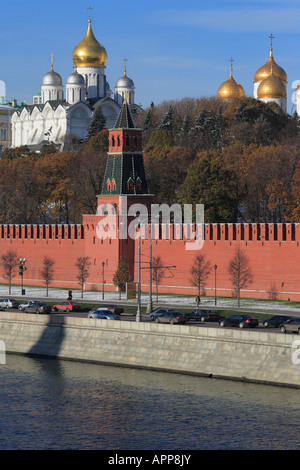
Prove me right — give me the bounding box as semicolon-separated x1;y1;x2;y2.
127;177;134;191
107;179;111;190
136;177;142;191
111;135;115;147
112;179;117;190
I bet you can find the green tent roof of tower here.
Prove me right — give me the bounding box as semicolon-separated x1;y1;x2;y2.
113;99;137;129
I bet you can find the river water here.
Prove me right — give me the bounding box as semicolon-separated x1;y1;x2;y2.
1;354;300;451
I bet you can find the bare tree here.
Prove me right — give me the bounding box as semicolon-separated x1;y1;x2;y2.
152;256;166;301
75;256;91;298
228;246;253;306
40;256;56;297
0;250;18;294
190;253;212;302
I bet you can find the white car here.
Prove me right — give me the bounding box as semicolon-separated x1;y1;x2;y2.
19;300;37;311
0;298;19;309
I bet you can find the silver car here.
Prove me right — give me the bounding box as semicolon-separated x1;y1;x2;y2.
280;318;300;334
19;300;37;311
88;309;120;320
0;298;19;309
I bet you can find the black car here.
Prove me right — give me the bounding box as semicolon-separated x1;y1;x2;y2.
262;315;293;328
186;309;221;322
23;301;51;314
149;308;177;321
280;318;300;334
219;314;259;328
154;311;188;324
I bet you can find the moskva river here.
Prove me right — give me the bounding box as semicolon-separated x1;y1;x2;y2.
1;354;300;450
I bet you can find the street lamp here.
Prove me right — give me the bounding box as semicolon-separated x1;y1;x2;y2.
136;234;142;322
214;264;217;306
19;258;27;295
101;261;105;300
146;234;153;314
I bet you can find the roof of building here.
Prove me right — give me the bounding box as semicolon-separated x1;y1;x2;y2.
113;99;137;129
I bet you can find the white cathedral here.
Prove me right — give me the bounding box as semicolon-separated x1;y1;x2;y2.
11;14;137;150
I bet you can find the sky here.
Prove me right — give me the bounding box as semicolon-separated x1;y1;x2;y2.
2;0;300;113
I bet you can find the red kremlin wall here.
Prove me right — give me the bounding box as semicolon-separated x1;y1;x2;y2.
0;219;298;301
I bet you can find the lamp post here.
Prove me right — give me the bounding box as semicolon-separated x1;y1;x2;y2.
146;234;153;314
19;258;27;295
214;264;217;306
136;234;142;322
101;261;105;300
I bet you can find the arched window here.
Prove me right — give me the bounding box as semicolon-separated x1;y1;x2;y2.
111;135;115;146
112;179;117;190
107;179;111;191
117;135;120;146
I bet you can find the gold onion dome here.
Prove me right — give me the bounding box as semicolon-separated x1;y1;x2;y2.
254;35;287;83
257;72;286;99
73;19;107;68
217;58;245;101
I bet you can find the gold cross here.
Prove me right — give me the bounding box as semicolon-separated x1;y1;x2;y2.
123;58;128;75
229;57;234;75
269;33;275;49
50;53;54;71
87;6;93;21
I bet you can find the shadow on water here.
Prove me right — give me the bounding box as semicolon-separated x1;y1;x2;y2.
27;314;65;359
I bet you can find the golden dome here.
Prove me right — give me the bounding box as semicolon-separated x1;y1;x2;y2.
73;20;107;68
257;73;286;99
254;35;287;83
217;58;245;101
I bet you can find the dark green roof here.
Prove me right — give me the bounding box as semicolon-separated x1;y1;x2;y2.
114;100;136;129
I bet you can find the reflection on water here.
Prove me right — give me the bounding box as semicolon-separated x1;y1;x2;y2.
1;354;300;450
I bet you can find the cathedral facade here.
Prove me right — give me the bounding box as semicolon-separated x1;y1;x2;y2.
11;15;136;151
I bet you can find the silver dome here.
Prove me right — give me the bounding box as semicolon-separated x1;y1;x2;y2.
66;72;85;85
116;74;134;88
42;70;62;86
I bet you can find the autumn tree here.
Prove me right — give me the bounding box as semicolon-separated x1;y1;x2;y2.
113;256;130;299
0;250;18;294
75;256;91;298
189;253;212;301
227;246;253;306
40;256;56;297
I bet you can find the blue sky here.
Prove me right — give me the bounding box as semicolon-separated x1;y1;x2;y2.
2;0;300;113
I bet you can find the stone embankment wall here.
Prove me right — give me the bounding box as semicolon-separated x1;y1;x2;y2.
1;311;300;388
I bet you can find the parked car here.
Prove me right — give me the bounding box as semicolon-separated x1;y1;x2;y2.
149;308;177;321
96;304;124;315
88;309;120;320
185;309;222;322
0;298;19;309
19;300;38;311
219;314;259;328
52;301;81;312
262;315;293;328
23;301;51;314
280;318;300;334
154;311;188;324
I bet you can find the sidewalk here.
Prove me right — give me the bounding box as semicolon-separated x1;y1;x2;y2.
2;284;300;314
